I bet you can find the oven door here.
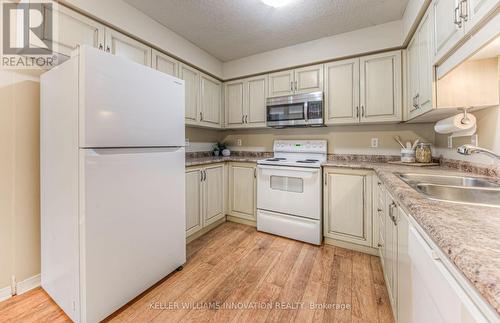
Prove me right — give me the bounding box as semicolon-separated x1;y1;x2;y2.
266;103;307;127
257;165;321;219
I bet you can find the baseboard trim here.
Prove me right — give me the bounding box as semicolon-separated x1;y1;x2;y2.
226;215;256;227
0;285;12;302
187;218;226;243
324;237;378;256
16;274;41;295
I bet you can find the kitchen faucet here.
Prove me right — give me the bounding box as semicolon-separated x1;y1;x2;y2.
457;144;500;160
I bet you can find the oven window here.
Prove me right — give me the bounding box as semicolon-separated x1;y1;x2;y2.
270;176;303;193
267;103;305;122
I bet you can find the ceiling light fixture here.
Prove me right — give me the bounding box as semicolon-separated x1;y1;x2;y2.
261;0;294;8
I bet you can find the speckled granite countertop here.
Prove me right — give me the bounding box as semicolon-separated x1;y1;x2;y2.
323;160;500;316
185;156;261;167
185;156;500;314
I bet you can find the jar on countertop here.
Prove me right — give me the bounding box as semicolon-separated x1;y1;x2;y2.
415;143;432;163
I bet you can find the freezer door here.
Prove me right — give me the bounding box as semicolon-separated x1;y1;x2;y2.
79;46;185;148
80;147;185;322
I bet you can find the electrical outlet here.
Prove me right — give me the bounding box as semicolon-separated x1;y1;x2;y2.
471;134;479;146
236;139;242;146
371;138;379;148
185;138;190;147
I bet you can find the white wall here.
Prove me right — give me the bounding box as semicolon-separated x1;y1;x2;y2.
61;0;223;77
222;20;403;79
402;0;431;44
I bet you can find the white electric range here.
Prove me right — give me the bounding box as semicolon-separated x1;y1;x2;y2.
256;140;327;245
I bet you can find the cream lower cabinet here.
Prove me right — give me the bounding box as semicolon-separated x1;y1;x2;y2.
228;163;256;221
323;168;373;247
185;164;224;237
376;178;490;323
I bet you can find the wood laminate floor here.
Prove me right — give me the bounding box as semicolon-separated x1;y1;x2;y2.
0;222;394;323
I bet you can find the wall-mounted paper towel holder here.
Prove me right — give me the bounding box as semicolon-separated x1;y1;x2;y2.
434;107;478;148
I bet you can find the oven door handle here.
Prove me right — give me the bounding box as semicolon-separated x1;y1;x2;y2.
257;165;319;177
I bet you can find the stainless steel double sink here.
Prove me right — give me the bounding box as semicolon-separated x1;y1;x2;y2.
396;173;500;208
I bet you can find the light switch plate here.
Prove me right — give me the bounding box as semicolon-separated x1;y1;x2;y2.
185;138;190;147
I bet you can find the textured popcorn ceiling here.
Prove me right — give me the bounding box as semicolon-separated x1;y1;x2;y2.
124;0;408;62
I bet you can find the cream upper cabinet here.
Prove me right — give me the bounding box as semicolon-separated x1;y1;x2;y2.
203;164;224;226
407;7;434;121
466;0;500;30
433;0;465;61
200;74;222;128
225;75;268;128
179;64;200;125
407;35;420;119
360;51;402;123
42;4;104;57
268;66;323;97
268;70;294;97
104;27;152;66
294;64;324;94
185;168;203;237
324;59;360;125
432;0;499;62
228;163;256;221
245;75;268;127
417;9;434;116
152;49;179;77
323;168;373;247
225;80;246;128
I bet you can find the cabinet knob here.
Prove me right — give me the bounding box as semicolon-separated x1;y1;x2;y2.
378;243;383;248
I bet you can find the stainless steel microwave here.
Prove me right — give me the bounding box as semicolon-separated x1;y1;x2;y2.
266;92;324;128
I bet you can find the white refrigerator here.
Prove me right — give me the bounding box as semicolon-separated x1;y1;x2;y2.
40;45;186;323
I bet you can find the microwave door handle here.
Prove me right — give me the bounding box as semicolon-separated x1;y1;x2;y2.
304;102;308;122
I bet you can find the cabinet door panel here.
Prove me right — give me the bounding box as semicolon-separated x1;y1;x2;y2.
42;4;104;57
186;169;202;236
152;49;179;77
418;10;434;114
360;51;402;123
433;0;464;61
324;59;360;125
200;74;222;127
179;64;199;124
294;64;324;94
229;163;256;220
225;80;245;128
105;28;151;66
268;70;294;97
324;168;372;246
203;165;224;226
246;75;268;127
466;0;500;31
407;35;420;119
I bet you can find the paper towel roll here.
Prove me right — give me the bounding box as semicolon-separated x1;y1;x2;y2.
434;113;476;134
